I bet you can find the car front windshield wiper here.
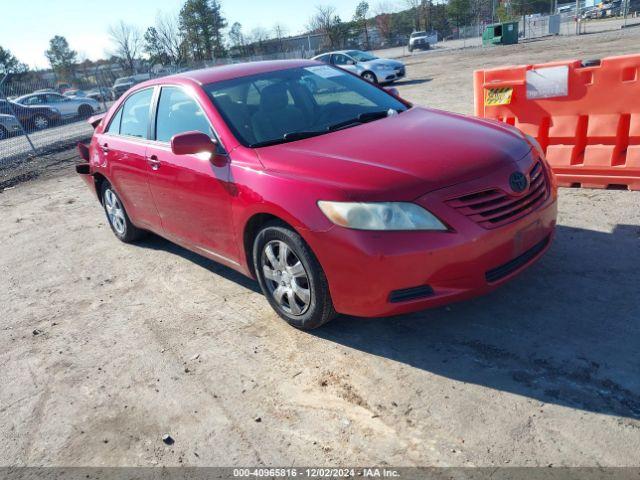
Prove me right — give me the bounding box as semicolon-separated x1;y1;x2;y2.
249;109;404;148
326;109;400;132
249;129;326;148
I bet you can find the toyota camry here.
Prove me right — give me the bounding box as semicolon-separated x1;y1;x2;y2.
76;60;557;329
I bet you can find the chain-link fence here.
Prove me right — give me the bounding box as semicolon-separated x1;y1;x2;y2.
2;11;640;187
0;68;118;164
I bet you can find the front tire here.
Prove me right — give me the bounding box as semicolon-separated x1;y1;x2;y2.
361;71;378;84
253;222;336;329
100;181;146;243
78;104;94;118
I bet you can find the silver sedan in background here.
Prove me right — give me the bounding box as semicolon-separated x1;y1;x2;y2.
311;50;406;84
15;92;102;119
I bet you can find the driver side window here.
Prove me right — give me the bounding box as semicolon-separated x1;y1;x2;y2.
155;86;213;143
23;96;41;105
331;54;352;66
45;94;63;103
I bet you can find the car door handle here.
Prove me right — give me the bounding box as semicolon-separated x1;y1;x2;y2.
100;143;109;153
147;155;161;170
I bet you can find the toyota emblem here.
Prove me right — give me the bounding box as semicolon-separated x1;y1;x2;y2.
509;171;528;193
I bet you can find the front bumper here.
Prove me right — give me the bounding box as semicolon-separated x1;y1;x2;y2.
377;66;406;82
304;160;558;318
410;40;430;50
4;120;21;133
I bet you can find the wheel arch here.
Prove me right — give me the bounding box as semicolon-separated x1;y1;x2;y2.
92;172;109;204
78;103;94;115
361;70;377;82
242;213;297;278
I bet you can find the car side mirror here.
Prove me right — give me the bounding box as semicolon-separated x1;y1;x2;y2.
347;60;356;65
385;86;400;97
171;131;218;156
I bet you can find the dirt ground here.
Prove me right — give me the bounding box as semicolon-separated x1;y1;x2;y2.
1;29;640;467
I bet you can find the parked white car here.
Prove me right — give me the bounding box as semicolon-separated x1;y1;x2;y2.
408;31;438;52
312;50;406;84
15;92;102;119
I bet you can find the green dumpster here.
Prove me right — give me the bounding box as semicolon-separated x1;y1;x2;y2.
482;21;519;46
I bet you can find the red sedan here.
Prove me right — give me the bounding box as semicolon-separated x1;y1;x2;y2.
77;60;557;329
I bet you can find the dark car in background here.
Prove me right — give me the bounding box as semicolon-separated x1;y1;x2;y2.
0;114;22;140
0;99;61;131
111;74;150;99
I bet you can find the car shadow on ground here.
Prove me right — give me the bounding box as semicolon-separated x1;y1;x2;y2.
394;78;432;86
314;224;640;420
136;233;262;294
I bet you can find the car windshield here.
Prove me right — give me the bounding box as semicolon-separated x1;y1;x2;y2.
204;65;407;148
346;50;378;62
411;31;427;38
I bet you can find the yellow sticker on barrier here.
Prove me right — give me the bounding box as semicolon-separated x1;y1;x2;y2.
484;87;513;106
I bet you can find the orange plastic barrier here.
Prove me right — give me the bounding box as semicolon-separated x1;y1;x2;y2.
474;54;640;191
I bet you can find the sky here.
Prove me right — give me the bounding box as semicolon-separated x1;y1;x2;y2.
0;0;379;69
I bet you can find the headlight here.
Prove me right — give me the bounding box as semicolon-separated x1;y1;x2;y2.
317;201;447;231
51;108;60;114
525;134;544;158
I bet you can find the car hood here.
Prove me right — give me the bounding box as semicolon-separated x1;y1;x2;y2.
255;107;531;201
362;58;404;69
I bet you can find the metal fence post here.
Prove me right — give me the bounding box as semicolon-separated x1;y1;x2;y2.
0;74;38;156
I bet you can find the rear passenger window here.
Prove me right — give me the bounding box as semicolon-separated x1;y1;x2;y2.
106;107;123;134
120;88;153;138
155;86;212;143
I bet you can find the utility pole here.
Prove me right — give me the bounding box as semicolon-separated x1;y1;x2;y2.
575;0;580;34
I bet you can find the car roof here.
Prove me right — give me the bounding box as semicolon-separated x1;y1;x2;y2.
314;50;351;57
134;60;319;89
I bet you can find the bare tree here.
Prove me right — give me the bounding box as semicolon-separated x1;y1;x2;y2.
108;21;142;74
404;0;423;30
248;27;270;55
373;1;397;15
273;23;289;52
308;5;347;49
228;22;246;56
155;12;186;65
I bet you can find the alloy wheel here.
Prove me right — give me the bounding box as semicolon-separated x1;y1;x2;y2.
104;188;126;236
363;72;377;83
261;240;311;316
33;115;49;130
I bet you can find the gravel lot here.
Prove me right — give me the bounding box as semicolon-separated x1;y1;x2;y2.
1;29;639;467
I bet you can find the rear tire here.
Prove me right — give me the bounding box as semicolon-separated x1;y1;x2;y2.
31;114;49;130
0;126;7;140
100;181;146;243
253;221;336;329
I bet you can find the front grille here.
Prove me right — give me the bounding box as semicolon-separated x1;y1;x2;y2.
485;235;550;283
446;160;548;229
